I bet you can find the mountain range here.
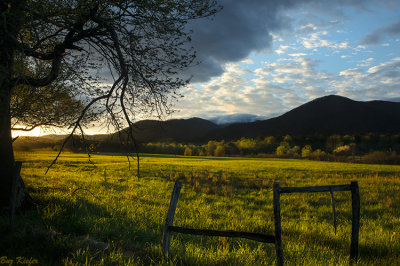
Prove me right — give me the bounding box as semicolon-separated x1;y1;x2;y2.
24;95;400;144
113;95;400;142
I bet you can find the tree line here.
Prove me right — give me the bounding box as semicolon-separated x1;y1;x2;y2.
15;133;400;164
138;133;400;164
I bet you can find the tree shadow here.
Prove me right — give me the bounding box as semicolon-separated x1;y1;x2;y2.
282;226;395;261
32;195;163;246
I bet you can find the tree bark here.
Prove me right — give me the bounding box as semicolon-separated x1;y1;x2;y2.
0;2;22;208
0;79;16;208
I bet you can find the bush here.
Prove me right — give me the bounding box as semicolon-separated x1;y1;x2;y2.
310;149;327;161
276;145;288;156
214;145;225;157
184;146;192;156
301;145;312;158
362;151;400;164
14;145;32;152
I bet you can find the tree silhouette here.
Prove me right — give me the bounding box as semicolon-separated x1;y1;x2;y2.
0;0;219;207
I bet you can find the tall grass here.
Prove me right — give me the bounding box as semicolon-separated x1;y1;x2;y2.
0;151;399;265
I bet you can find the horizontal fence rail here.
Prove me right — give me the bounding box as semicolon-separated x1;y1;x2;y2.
162;180;360;266
168;226;275;243
279;184;352;194
274;181;360;265
161;180;277;261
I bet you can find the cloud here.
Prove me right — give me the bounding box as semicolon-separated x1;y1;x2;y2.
170;0;400;120
176;63;295;118
362;18;400;45
339;68;363;76
181;0;389;83
241;58;254;64
288;53;308;57
332;57;400;99
332;42;350;49
299;23;318;33
299;30;351;51
275;45;290;55
301;32;332;49
175;53;400;120
208;113;268;125
184;0;299;82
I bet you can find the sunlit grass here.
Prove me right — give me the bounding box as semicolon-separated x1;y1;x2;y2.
1;151;399;265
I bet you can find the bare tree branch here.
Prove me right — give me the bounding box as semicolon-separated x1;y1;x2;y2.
3;1;220;175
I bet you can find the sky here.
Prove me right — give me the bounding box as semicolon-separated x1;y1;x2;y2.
14;0;400;136
171;0;400;123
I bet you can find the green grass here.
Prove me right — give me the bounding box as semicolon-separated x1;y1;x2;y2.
1;151;400;265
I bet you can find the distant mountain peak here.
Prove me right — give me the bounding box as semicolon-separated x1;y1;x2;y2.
310;94;353;103
38;95;400;143
208;113;269;126
208;95;400;139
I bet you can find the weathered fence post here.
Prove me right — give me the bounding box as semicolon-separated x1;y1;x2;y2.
162;180;182;255
329;188;337;235
273;183;283;266
9;161;22;231
350;181;360;263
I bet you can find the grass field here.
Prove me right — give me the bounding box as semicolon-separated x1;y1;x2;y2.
1;151;400;265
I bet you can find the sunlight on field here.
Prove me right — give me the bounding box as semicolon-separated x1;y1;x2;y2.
3;151;400;265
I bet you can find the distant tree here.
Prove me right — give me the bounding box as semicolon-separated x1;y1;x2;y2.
207;141;217;156
291;145;300;156
349;143;357;156
310;149;327;161
362;151;389;164
283;134;292;144
184;146;192;156
0;0;219;207
214;145;225;157
301;145;313;158
326;135;343;152
343;134;355;144
265;136;277;145
235;138;257;155
224;142;239;156
199;149;206;156
276;142;290;156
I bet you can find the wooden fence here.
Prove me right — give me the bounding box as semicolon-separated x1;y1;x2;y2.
162;181;360;265
273;181;360;265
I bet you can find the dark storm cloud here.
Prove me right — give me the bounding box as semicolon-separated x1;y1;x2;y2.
185;0;298;82
90;0;382;84
185;0;380;83
363;18;400;45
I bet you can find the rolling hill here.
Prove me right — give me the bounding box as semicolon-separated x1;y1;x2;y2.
115;117;219;142
209;95;400;139
17;95;400;146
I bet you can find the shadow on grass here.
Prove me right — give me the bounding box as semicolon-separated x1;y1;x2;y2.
282;226;396;262
40;196;161;243
1;194;168;265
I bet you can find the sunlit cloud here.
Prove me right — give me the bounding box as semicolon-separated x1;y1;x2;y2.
176;53;400;120
288;53;308;57
241;58;254;64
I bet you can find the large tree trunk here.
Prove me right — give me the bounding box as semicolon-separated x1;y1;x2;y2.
0;3;21;208
0;79;16;208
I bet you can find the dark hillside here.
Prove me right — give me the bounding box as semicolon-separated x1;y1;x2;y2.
209;95;400;139
117;117;220;142
16;95;400;145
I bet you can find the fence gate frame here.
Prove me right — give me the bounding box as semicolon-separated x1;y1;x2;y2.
273;181;360;265
162;180;360;266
